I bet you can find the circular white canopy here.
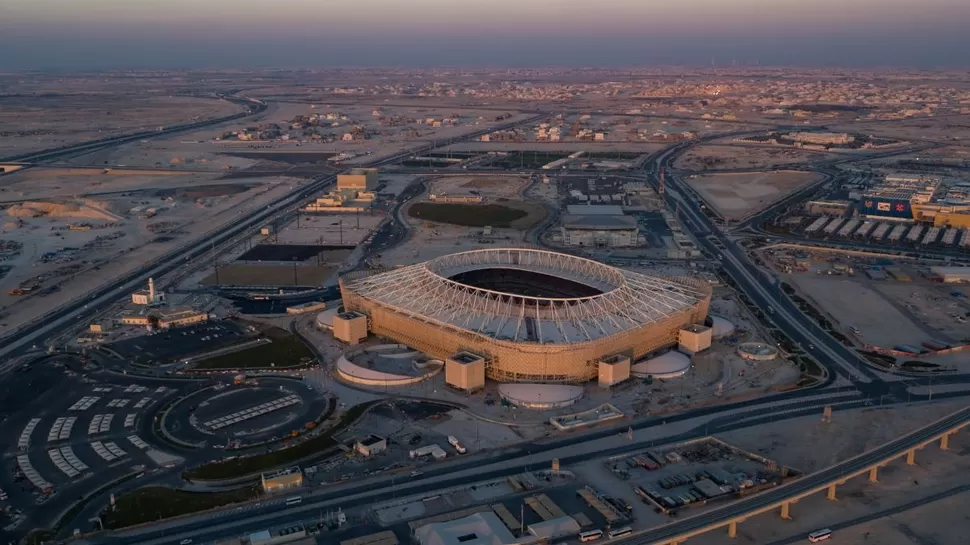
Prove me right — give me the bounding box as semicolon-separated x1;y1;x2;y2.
498;383;584;409
631;351;690;379
710;316;735;338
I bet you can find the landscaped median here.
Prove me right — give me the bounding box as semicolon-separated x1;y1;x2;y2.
101;485;260;530
182;400;382;482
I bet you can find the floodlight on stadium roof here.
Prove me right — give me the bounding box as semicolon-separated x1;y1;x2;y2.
341;248;709;344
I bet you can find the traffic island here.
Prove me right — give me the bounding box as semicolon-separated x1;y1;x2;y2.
182;399;382;482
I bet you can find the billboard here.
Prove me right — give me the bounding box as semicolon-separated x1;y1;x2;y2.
859;197;913;219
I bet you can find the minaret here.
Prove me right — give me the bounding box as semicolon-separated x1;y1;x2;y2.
148;278;156;305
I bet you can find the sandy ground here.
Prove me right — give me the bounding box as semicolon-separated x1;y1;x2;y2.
428;175;528;200
788;276;928;348
686;170;823;220
273;213;385;247
0;175;305;336
684;400;970;545
675;144;835;171
0;96;243;157
0;168;254;203
871;282;970;343
828;118;970;146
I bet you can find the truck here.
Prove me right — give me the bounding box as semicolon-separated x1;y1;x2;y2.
447;436;467;454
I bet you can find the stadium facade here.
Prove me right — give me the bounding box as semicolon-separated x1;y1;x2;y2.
338;248;712;385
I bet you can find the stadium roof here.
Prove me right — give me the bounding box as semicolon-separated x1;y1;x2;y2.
341;248;709;345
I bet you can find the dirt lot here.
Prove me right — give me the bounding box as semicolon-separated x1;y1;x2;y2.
689;401;970;545
686;170;823;220
428;175;528;200
675;144;835;171
0;96;243;158
871;282;970;343
788;276;927;348
0;173;303;335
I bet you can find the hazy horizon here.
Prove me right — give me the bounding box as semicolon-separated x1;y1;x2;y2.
2;0;969;70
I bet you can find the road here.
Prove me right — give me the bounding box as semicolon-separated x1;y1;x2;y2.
41;124;969;545
761;483;970;545
0;113;547;360
629;407;970;545
77;394;970;545
1;95;265;164
21;112;970;544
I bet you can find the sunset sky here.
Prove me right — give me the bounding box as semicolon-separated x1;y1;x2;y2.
2;0;968;69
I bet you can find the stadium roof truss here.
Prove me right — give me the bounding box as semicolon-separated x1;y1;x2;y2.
342;248;709;345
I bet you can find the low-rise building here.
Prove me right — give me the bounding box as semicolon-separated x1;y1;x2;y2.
929;266;970;283
355;435;387;457
157;309;208;329
561;215;639;247
261;467;304;493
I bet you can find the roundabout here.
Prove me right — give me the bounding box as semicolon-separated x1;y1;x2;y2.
161;376;328;448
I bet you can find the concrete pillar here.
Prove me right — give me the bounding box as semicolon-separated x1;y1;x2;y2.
941;433;950;450
906;448;917;465
728;521;738;538
826;483;838;501
780;501;792;520
868;466;879;483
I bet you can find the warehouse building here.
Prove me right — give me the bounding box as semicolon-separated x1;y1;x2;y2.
561;215;639;247
337;168;379;192
928;266;970;283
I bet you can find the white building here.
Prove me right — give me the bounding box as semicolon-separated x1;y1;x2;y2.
131;278;162;306
561;215;639;247
930;266;970;283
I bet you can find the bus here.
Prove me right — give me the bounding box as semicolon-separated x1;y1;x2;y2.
608;527;632;539
808;529;832;542
285;497;303;506
579;529;603;542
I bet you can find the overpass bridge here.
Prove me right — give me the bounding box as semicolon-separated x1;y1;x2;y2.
633;407;970;545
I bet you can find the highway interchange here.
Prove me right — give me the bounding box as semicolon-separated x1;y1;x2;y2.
3;97;969;545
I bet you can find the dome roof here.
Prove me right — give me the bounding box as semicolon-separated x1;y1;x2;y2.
710;316;735;338
498;383;584;408
631;351;690;379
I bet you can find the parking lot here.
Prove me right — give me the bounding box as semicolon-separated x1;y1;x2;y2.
106;321;247;363
576;437;798;527
0;368;182;537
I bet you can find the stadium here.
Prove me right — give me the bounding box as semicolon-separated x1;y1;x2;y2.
338;248;712;386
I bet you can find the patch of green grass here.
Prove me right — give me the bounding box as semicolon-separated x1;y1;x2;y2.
183;401;379;481
408;202;527;228
192;325;314;370
102;486;259;529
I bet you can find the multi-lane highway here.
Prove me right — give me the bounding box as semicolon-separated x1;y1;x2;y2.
0;113;547;360
650;144;882;383
21;108;970;545
1;95;265;164
631;407;970;545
